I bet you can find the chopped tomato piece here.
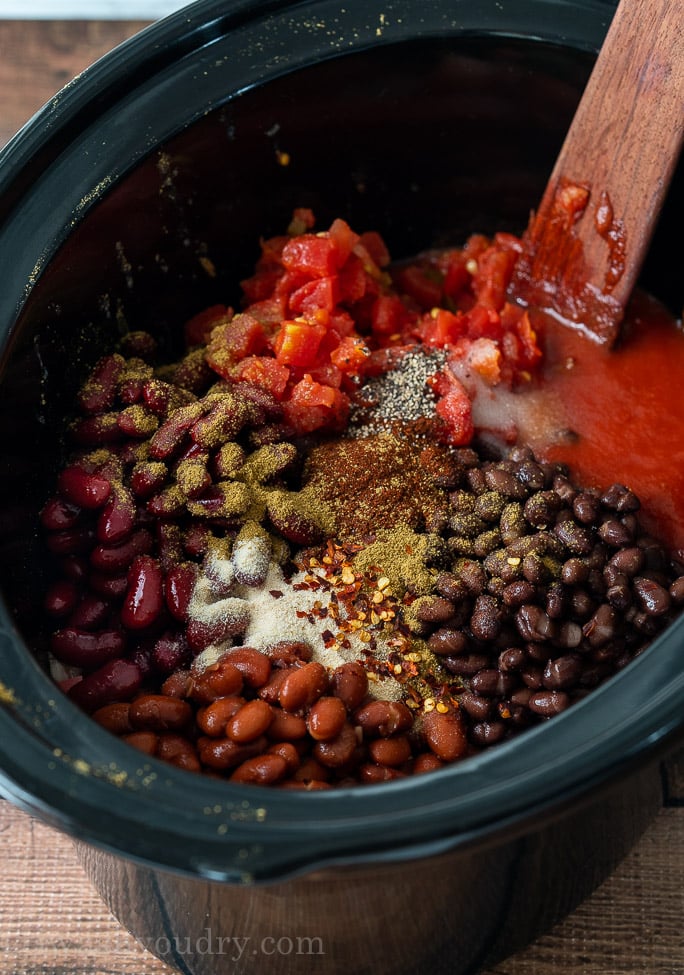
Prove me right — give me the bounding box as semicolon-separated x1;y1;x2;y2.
420;308;467;347
284;375;349;434
330;336;371;374
371;294;409;338
394;263;443;310
273;321;327;368
435;378;474;445
288;276;340;316
357;230;390;269
466;337;502;385
184;305;231;347
206;313;268;379
328;218;360;265
281;235;341;277
234;356;290;398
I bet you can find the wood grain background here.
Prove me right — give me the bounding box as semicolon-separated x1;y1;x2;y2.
0;18;683;975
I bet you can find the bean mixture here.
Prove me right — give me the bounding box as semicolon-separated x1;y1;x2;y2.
40;210;684;788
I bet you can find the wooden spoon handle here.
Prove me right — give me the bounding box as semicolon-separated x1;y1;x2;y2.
511;0;684;344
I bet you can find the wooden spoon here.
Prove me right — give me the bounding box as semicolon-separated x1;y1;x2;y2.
510;0;684;344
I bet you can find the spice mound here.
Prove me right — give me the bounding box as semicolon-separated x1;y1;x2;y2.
39;210;684;788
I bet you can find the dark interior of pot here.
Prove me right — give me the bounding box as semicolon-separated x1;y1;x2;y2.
0;5;683;887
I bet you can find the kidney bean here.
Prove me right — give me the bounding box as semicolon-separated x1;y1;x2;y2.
267;741;300;774
633;576;672;615
121;555;164;630
130;462;168;499
189;660;244;703
279;661;329;712
123;730;159;756
50;628;126;669
230;753;288;785
161;669;191;698
68;659;142;712
61;557;89;586
225;647;272;689
528;690;570;717
313;722;359;768
196;697;244;736
41;497;82;531
129;694;193;732
423;709;467;762
330;661;368;710
412;752;444;774
359;763;406;783
90;529;153;573
354;700;413;738
291;756;330;784
368;735;412;768
149;402;205;460
266;708;308;742
226;700;274;743
46;527;97;556
154;734;200;772
91;702;133;735
163;562;197;623
71;413;124;446
198;735;268;770
96;487;136;546
44;580;80;617
67;594;112;631
307;696;347;741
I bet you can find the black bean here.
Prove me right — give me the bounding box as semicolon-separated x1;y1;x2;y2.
459;691;492;720
522;552;552;584
552;473;577;504
573;491;601;524
582;603;617;647
457;561;487;595
475;490;506;522
449;512;487;538
633;576;672;616
426;508;449;534
601;484;640;512
561;557;590;585
528;690;570;717
427;628;467;656
498;647;527;672
571;589;596;620
510;687;532;707
443;654;490;676
470;595;502;641
598;517;634;548
556;620;583;648
606;577;632;611
638;536;668;573
470;721;507;746
499;502;526;544
670;577;684;604
484;466;529;499
523;491;561;528
471;669;516;697
415;596;457;624
473;528;502;557
502;579;537;607
554;519;594;555
520;665;544;689
515;604;556;642
543;653;582;689
466;468;487;495
449;490;476;513
434;571;468;603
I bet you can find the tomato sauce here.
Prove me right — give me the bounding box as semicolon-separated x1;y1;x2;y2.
523;294;684;550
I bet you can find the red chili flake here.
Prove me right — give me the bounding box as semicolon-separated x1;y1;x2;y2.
269;589;284;599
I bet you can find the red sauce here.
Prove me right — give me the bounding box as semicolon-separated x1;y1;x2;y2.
528;293;684;550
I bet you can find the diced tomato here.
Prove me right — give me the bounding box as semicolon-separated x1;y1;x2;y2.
330;336;371;374
357;230;391;269
273;321;327;368
435;378;474;445
328;218;360;265
443;256;470;302
205;313;268;379
245;295;287;325
284;375;349;434
281;235;341;277
472;246;516;311
394;263;443;310
306;362;344;389
338;254;369;304
514;311;542;370
241;268;283;304
288;276;340;316
184;305;231;347
371;294;409;338
419;308;468;347
234;356;290;398
466;305;502;341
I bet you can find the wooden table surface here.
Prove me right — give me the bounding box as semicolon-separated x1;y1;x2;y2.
1;17;683;975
